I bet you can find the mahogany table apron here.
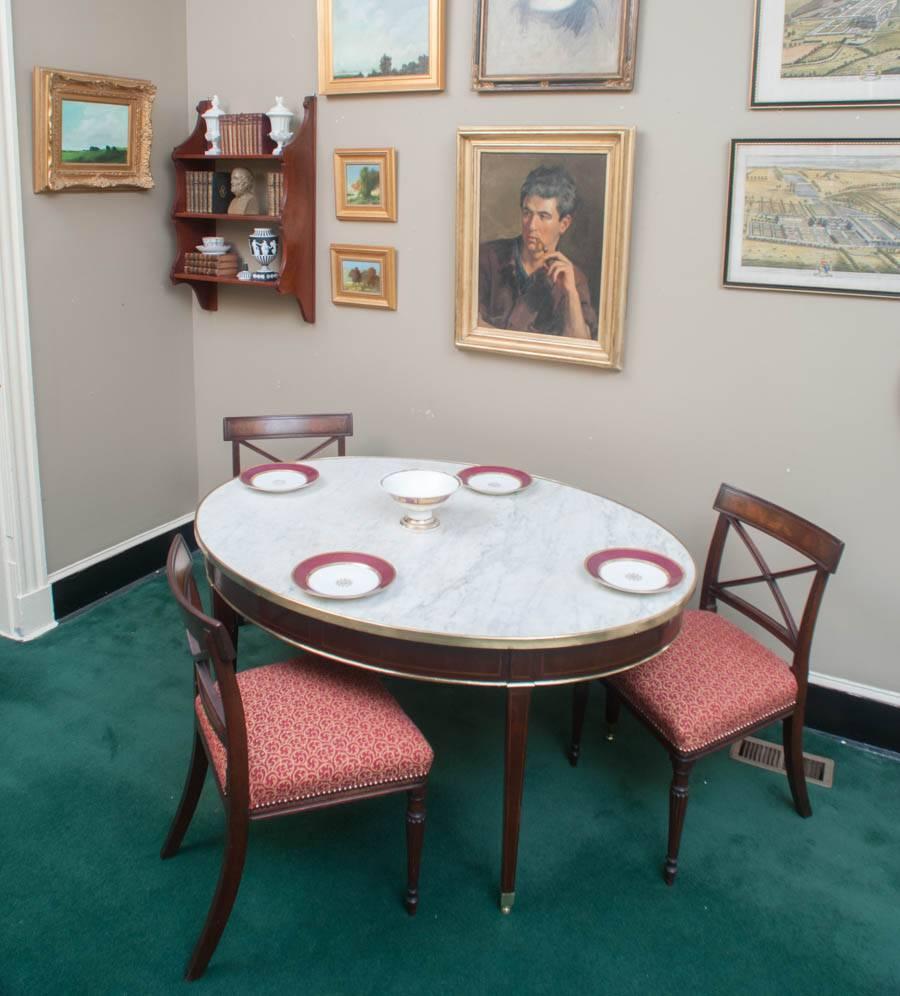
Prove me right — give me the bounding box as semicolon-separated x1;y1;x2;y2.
195;456;697;913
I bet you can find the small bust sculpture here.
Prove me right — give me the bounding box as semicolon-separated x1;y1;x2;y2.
227;167;259;215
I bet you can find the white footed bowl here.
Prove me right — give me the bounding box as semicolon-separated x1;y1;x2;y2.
381;470;460;530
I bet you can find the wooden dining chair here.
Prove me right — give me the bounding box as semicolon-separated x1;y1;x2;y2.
161;534;432;980
223;412;353;476
568;484;843;885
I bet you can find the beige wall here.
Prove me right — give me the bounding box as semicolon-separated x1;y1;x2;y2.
191;3;894;696
12;0;196;573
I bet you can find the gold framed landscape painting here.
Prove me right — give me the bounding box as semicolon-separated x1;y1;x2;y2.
317;0;445;95
751;0;900;108
723;139;900;300
330;244;397;309
455;126;635;370
334;148;397;221
33;67;155;192
472;0;640;92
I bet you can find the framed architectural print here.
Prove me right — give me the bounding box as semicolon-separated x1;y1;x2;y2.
723;139;900;300
751;1;900;109
33;67;155;192
455;126;635;370
317;0;445;95
330;244;397;309
334;148;397;221
472;0;640;92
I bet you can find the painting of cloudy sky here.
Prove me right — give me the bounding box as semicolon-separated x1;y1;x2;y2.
332;0;430;78
61;99;129;163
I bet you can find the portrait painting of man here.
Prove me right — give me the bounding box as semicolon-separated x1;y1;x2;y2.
473;0;640;91
456;127;635;370
477;159;605;340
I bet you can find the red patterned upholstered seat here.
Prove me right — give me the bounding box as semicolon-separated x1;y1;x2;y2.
611;609;798;755
196;657;434;811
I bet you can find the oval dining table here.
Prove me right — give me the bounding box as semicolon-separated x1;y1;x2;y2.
195;455;696;913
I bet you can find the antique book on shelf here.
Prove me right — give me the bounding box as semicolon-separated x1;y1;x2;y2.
212;171;233;213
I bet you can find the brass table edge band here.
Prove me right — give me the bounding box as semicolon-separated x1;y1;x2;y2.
209;582;676;688
197;532;695;652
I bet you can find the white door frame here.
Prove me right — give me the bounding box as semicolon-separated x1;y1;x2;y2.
0;0;54;640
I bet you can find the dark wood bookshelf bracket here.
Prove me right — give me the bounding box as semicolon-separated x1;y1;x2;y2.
169;97;316;322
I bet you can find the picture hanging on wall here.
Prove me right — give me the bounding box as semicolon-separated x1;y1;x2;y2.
750;0;900;108
723;139;900;300
472;0;640;92
33;67;156;192
455;126;635;370
334;148;397;221
330;244;397;309
317;0;445;95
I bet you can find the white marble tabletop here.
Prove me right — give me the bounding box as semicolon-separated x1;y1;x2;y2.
195;456;696;650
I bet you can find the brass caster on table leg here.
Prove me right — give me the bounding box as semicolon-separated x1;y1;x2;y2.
500;891;515;914
605;723;617;742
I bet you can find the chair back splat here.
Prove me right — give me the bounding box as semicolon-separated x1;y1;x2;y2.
699;484;844;687
166;535;249;805
223;412;353;476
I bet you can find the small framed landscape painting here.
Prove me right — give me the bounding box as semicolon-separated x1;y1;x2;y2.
751;0;900;108
723;139;900;300
330;244;397;309
33;67;156;192
317;0;445;95
472;0;640;92
455;126;635;370
334;149;397;221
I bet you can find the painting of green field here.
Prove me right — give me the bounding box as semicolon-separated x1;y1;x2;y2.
345;163;382;205
61;99;129;164
342;259;382;293
781;0;900;79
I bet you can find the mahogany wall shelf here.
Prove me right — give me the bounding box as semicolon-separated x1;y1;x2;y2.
169;96;316;323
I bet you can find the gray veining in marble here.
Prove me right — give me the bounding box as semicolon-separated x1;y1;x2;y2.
195;457;696;647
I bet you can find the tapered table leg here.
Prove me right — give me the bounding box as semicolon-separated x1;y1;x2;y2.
500;684;532;914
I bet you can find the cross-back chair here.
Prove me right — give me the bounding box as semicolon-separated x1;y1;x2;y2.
223;412;353;476
568;484;844;885
161;534;432;980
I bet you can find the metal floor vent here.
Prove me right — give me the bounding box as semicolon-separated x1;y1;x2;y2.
729;736;834;788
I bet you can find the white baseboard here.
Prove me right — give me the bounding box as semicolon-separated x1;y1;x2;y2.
809;671;900;709
47;512;195;584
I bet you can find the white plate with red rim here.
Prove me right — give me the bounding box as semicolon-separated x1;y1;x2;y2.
584;548;685;594
458;465;533;495
292;552;396;600
239;462;319;493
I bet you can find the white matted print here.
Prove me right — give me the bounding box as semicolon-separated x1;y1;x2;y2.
723;139;900;299
751;0;900;108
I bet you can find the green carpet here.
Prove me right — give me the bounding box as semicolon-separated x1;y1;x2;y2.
1;567;898;994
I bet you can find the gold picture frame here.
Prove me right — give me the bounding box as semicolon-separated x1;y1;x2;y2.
334;148;397;222
473;0;640;93
33;67;156;193
455;126;635;370
317;0;445;95
330;244;397;310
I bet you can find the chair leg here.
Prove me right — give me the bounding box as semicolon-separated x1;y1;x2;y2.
161;729;209;859
664;756;695;886
783;714;812;818
405;785;427;916
184;806;249;981
568;683;591;766
605;683;621;742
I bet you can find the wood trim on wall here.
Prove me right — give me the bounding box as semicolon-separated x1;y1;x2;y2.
0;0;54;641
